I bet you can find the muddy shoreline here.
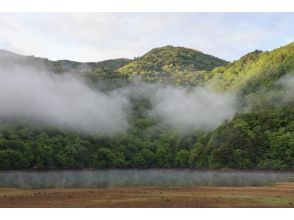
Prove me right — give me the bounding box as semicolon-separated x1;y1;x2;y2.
0;183;293;208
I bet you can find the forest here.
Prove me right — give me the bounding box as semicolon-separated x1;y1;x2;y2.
0;42;293;170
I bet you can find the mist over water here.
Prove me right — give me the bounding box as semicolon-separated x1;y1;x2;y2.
0;170;293;189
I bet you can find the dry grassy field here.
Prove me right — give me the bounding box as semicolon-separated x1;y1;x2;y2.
0;182;293;208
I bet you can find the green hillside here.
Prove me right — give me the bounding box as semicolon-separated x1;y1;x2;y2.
0;43;293;170
0;49;129;76
190;104;294;169
117;45;228;81
206;42;294;93
0;49;97;74
92;58;132;78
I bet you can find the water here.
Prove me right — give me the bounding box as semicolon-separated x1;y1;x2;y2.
0;169;293;189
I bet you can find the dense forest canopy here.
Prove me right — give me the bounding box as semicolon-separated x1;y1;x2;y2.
0;43;293;170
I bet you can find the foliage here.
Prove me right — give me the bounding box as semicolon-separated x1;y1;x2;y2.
189;105;294;169
0;43;293;170
207;42;294;93
117;45;228;80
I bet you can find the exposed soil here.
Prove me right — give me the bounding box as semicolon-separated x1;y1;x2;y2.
0;183;293;208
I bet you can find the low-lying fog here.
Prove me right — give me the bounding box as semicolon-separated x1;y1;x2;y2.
0;65;238;135
1;61;293;136
0;170;293;189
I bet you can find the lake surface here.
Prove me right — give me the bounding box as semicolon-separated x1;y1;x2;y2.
0;169;293;189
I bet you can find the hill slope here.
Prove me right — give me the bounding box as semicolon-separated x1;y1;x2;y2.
117;45;228;80
0;49;131;76
206;42;294;93
0;43;293;170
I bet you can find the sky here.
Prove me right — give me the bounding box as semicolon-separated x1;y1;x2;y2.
0;13;293;62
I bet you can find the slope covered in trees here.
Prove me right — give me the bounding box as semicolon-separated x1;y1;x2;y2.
0;102;292;170
0;43;293;170
190;104;294;169
0;49;97;74
206;42;294;93
117;45;228;81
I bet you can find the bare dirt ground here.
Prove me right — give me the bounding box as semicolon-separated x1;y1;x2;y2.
0;183;293;208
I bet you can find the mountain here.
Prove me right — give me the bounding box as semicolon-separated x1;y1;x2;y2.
0;46;228;83
2;43;293;90
0;49;97;75
116;45;228;80
0;43;293;170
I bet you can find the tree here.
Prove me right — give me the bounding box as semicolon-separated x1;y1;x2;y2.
175;149;190;168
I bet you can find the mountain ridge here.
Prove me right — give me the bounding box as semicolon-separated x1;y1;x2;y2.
0;46;228;78
1;42;293;93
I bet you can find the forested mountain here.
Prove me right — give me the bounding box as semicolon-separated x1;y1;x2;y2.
0;43;293;170
87;45;228;82
117;45;228;80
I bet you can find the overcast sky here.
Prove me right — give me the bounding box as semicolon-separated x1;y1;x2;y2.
0;13;293;62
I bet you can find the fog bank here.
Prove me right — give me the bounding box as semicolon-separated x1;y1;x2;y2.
0;66;239;135
149;85;237;133
277;72;294;102
0;170;292;189
0;65;129;135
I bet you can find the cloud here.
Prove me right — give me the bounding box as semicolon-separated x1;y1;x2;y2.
116;81;238;134
0;64;130;135
0;62;238;135
149;84;237;133
276;72;294;102
0;13;293;62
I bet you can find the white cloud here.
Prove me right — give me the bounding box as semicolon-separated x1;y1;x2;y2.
149;85;237;133
0;13;293;62
0;64;130;135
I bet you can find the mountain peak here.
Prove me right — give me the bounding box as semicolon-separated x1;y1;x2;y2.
118;45;228;77
144;45;202;57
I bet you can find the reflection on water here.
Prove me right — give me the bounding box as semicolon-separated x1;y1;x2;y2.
0;169;293;189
